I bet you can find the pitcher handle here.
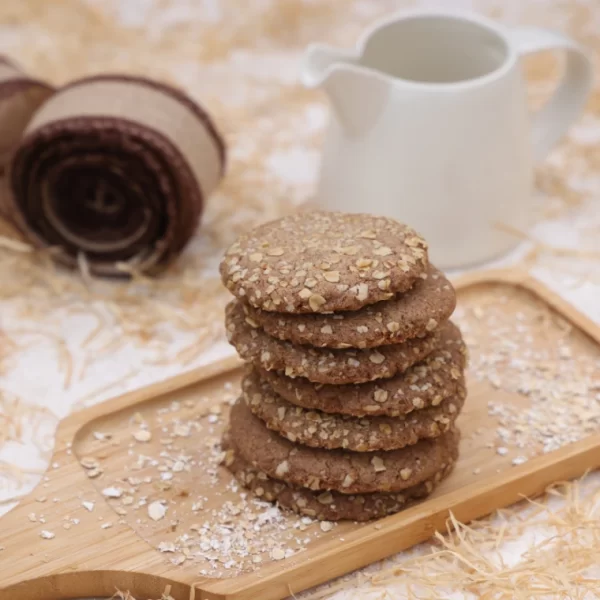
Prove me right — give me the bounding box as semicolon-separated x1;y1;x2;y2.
510;27;593;162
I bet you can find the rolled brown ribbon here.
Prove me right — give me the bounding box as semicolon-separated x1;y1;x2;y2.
0;56;54;174
3;74;225;276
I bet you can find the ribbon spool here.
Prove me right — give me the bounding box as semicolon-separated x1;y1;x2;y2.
0;56;54;175
1;73;225;276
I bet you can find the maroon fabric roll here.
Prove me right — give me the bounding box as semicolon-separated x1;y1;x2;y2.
3;75;225;276
0;55;54;175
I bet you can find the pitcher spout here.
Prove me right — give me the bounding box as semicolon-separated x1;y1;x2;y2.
301;43;390;137
300;43;358;88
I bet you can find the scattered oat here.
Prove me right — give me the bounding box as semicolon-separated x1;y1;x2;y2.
133;429;152;442
271;548;286;561
80;456;100;469
558;346;572;359
159;541;177;553
173;423;191;437
148;501;167;521
40;530;55;540
102;487;123;499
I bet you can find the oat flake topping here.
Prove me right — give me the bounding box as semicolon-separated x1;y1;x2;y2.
219;210;428;313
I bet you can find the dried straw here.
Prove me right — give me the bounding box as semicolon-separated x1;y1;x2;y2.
304;478;600;599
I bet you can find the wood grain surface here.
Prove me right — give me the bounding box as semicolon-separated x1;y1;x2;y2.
1;270;599;600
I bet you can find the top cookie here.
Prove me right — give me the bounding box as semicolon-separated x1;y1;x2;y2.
220;210;428;313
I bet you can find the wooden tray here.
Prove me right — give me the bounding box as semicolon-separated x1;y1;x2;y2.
1;270;600;600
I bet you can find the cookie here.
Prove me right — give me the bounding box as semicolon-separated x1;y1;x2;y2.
229;398;460;494
255;321;467;417
243;265;455;349
220;210;428;314
222;435;456;521
243;370;466;451
226;300;444;384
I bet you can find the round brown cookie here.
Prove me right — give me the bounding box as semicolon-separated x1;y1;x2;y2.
243;370;466;451
222;435;456;521
220;210;428;314
255;321;467;417
243;265;455;349
229;398;460;494
226;300;443;384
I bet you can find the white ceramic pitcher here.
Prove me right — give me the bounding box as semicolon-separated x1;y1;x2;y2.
301;10;592;269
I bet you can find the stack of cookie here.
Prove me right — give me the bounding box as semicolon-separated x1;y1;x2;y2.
220;211;467;521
